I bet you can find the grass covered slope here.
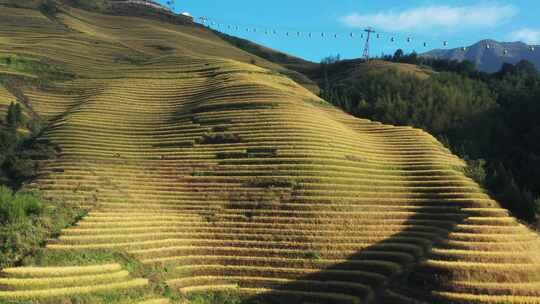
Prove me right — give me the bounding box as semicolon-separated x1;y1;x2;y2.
0;3;539;304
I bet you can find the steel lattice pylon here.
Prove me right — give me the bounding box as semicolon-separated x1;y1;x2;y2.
363;27;375;62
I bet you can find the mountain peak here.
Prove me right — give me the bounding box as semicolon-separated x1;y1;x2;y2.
477;38;498;44
422;39;539;73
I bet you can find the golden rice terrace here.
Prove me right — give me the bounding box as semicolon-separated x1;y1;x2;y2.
0;2;539;304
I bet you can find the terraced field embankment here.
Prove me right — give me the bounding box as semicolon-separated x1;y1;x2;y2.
0;3;539;303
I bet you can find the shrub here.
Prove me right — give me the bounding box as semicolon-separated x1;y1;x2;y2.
212;126;228;132
0;187;43;224
27;116;45;136
39;0;58;16
464;158;487;185
0;221;44;268
189;291;243;304
201;133;242;144
228;188;285;212
147;44;175;52
216;152;247;159
113;55;146;65
246;147;277;158
0;186;84;268
191;171;213;177
245;177;296;188
246;148;277;154
6;102;23;129
304;250;322;260
0;55;75;81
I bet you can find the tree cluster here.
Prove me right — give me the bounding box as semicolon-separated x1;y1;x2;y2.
5;102;22;130
0;104;80;268
1;103;58;189
320;54;540;222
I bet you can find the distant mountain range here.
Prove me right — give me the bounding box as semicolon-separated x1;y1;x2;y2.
422;40;539;73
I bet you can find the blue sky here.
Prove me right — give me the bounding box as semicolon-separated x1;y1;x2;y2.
156;0;540;62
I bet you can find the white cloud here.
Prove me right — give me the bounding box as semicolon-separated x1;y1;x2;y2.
341;4;518;32
509;28;540;44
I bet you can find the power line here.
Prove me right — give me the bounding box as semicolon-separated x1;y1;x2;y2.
198;16;538;56
212;23;402;50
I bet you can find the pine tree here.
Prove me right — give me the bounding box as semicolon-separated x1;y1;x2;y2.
6;102;15;127
14;104;21;126
6;102;22;129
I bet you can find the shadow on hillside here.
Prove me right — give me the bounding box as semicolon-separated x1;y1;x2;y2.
230;189;472;304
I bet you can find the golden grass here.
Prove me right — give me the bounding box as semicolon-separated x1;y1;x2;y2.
178;284;239;294
2;264;122;277
432;291;540;304
135;299;171;304
0;270;130;288
0;279;148;299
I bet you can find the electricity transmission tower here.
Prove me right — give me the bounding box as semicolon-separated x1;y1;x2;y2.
198;16;209;27
362;27;375;62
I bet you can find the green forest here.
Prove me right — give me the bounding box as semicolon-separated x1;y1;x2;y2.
0;101;82;268
321;52;540;223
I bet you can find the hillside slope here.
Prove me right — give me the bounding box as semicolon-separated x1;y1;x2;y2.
212;31;320;93
0;3;539;304
211;32;433;89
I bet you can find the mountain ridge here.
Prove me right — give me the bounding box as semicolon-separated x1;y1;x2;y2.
423;39;540;73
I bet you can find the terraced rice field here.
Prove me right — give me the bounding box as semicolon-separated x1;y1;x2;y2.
0;264;144;299
0;3;539;303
